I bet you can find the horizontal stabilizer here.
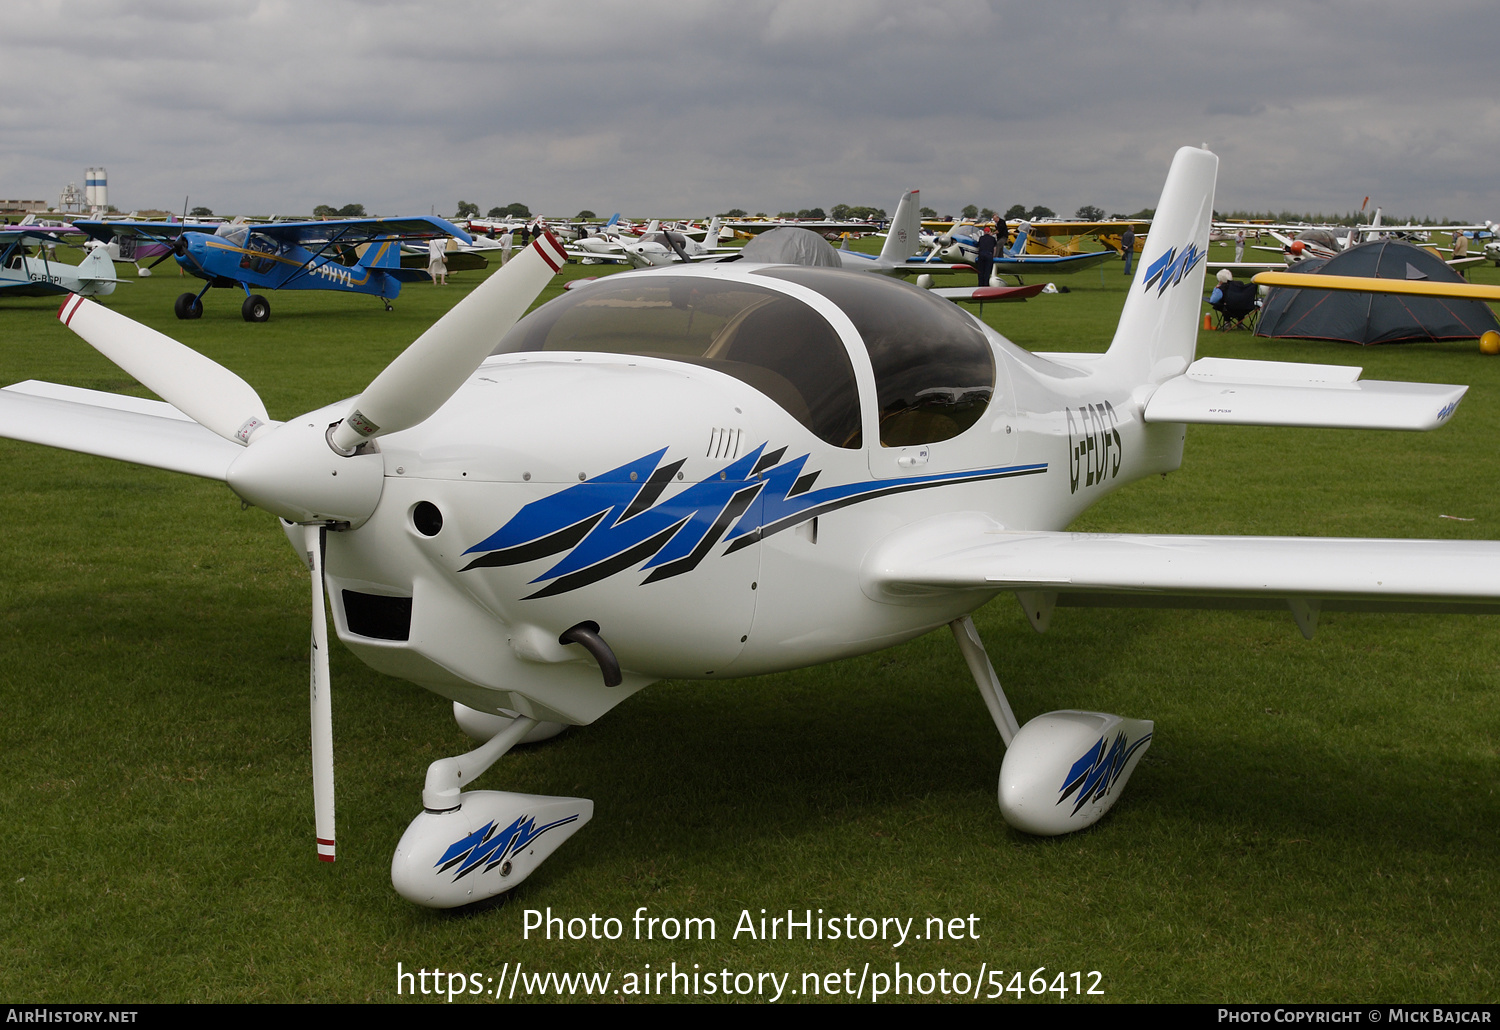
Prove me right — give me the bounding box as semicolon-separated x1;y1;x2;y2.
1144;356;1465;430
0;381;241;480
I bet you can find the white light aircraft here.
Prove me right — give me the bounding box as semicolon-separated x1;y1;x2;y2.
2;146;1497;910
567;217;735;268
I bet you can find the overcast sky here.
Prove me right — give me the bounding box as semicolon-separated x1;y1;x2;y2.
3;0;1496;222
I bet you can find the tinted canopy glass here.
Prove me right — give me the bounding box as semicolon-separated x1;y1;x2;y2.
491;275;862;447
757;267;995;447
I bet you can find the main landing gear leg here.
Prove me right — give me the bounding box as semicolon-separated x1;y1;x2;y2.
391;709;591;908
948;614;1153;837
950;616;1019;746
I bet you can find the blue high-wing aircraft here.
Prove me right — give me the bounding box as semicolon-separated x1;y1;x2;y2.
74;217;471;322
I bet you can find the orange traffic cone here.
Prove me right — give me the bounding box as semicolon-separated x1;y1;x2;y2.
1202;313;1213;330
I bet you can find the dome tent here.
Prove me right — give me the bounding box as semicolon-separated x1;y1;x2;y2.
1255;239;1499;345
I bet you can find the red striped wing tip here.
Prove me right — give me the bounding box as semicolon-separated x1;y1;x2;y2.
58;294;85;324
534;232;568;272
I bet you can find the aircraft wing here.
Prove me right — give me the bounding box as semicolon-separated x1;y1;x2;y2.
991;251;1114;274
1024;220;1151;238
244;217;473;247
565;248;631;264
1252;272;1500;302
0;381;241;481
1206;260;1287;277
891;260;973;274
863;516;1500;628
72;220;221;243
0;227;87;245
930;284;1046;302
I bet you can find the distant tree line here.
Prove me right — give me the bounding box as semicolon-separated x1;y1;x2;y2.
313;203;366;218
1215;209;1462;226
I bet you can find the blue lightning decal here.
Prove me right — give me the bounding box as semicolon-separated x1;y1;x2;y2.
1141;241;1206;296
461;444;1047;596
1056;729;1152;816
435;813;581;881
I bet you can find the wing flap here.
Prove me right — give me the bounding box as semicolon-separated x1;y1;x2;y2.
1144;356;1465;430
0;382;241;480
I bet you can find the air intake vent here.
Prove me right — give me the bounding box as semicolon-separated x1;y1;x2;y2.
707;427;743;459
342;590;413;641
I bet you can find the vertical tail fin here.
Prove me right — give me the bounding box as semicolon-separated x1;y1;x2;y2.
1102;146;1218;384
74;245;119;297
358;236;403;269
1008;222;1032;257
878;190;922;263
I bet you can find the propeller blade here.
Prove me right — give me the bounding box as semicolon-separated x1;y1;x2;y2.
58;295;272;445
306;524;336;863
663;230;692;263
328;231;566;453
142;236;186;271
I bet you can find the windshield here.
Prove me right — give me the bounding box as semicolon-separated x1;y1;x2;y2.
491;275;862;447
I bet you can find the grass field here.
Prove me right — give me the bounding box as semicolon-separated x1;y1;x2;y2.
2;245;1498;1003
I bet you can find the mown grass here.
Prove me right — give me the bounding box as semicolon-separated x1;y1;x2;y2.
1;246;1498;1003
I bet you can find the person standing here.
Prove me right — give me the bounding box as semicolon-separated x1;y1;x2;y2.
499;229;513;266
1234;229;1246;263
427;236;448;286
1453;231;1470;278
976;227;997;287
995;217;1010;256
1121;224;1136;275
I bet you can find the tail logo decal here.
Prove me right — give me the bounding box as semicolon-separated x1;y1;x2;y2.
1142;241;1205;296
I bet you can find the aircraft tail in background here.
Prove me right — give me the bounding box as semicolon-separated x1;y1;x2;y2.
878;190;922;264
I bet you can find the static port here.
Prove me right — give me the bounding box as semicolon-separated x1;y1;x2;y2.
413;501;443;536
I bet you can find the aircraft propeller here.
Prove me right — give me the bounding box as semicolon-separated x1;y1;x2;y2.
661;229;692;264
57;231;569;860
143;236;189;272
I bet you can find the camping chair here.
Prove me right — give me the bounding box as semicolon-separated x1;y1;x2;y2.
1212;279;1259;331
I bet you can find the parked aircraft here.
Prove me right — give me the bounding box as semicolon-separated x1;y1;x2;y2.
915;220;1115;280
82;218;222;277
2;147;1494;910
0;230;120;299
73;216;471;322
566;217;735;268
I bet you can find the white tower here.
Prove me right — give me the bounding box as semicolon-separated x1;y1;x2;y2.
85;168;107;213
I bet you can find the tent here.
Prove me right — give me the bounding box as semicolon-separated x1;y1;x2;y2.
1255;240;1499;344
